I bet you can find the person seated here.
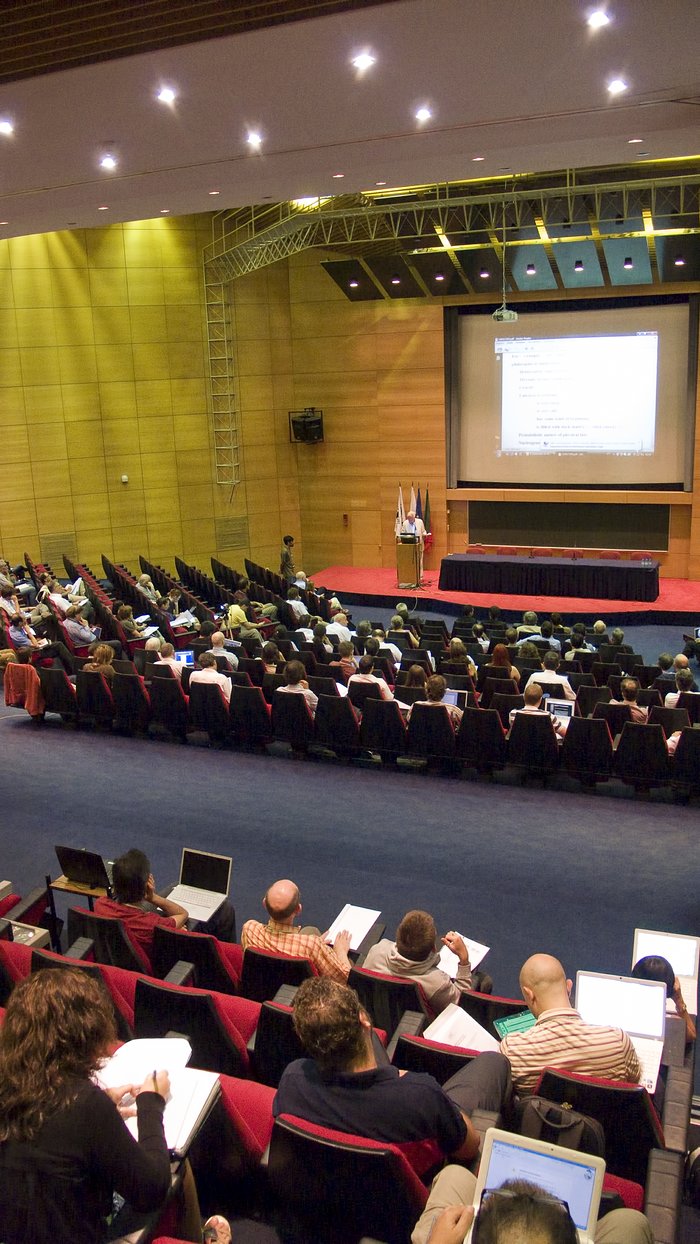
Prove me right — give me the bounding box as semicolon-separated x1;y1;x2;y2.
7;613;76;674
354;619;372;648
458;604;476;626
0;586;22;621
261;641;282;673
47;577;95;621
483;642;520;687
608;626;632;654
590;618;610;646
82;642;117;683
285;586;310;624
0;968;173;1244
503;625;518;647
524;651;575;700
446;638;476;678
363;910;481;1014
516;610;540;638
135;574;164;605
632;954;696;1043
64;604;122;657
190;651;231;703
0;559;35;605
665;665;698;707
161;587;183;617
531;620;561;653
273;978;510;1168
389;614;419;649
155;641;183;679
117;604;149;639
348;653;396;702
329;639;357;684
224;603;263;650
412;1173;653;1244
408;673;462;726
610;676;648;723
242;878;352;981
205;631;238;670
326;612;352;644
95;846;236;950
499;953;641;1095
276;659;318;716
487;604;502;627
509;683;567;739
471;622;490;652
549;610;570;637
564;622;595;658
372;627;402;667
669;654;698;690
404;663;428;693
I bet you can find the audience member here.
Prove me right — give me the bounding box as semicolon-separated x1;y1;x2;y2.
549;610;570;636
276;659;318;716
373;627;402;666
7;614;76;674
389;614;419;649
224;603;263;650
591;619;610;645
664;666;698;707
446;638;477;678
261;641;281;673
330;639;357;683
472;622;490;652
610;676;648;723
64;604;122;657
82;642;117;683
405;663;428;691
608;626;632;653
241;879;351;981
484;642;520;686
326;612;352;644
117;604;148;639
516;611;540;638
0;968;172;1244
135;574;164;605
632;954;696;1043
499;953;641;1094
509;683;568;739
190;651;232;703
206;631;239;670
363;910;477;1013
408;673;463;726
348;654;396;702
156;642;183;679
524;652;575;700
285;586;309;623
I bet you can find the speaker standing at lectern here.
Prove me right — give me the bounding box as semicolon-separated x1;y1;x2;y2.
401;510;427;582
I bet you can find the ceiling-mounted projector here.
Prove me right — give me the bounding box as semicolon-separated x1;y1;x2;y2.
493;306;518;323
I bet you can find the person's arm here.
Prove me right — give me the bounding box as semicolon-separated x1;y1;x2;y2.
622;1032;642;1083
88;1077;171;1212
312;929;352;981
448;1112;481;1163
562;681;576;701
146;874;188;928
425;1206;475;1244
441;933;473;994
672;980;697;1043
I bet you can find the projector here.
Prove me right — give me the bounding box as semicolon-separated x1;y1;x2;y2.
492;306;518;323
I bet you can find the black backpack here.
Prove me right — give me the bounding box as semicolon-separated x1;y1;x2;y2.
516;1095;606;1158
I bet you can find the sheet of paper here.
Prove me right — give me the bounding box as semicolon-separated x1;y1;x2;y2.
438;934;489;979
423;1002;499;1052
96;1037;192;1086
135;614;151;624
325;903;381;951
173;610;197;626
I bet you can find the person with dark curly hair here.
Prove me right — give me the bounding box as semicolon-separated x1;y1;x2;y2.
0;967;172;1244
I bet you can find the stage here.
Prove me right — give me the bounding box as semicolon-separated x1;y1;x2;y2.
312;563;700;625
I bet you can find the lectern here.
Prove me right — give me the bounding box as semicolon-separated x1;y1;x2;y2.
396;536;421;588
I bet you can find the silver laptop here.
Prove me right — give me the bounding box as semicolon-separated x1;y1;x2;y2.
467;1128;605;1244
168;848;232;924
632;928;700;1015
545;697;574;718
575;970;666;1094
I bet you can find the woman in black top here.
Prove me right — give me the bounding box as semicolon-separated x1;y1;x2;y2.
0;967;172;1244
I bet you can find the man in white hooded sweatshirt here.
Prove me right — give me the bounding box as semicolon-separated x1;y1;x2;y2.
363;909;476;1015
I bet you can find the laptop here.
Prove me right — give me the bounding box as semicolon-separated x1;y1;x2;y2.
55;844;113;890
467;1128;605;1244
174;649;195;667
632;928;700;1015
168;848;232;923
442;689;459;706
545;697;574;719
575;970;666;1094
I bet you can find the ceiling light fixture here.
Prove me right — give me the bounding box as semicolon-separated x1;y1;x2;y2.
375;180;387;186
623;256;633;269
479;267;490;279
157;86;176;104
160;208;170;214
587;10;611;29
415;106;432;123
0;120;14;136
434;272;445;281
472;155;485;162
390;275;401;285
628;137;643;143
348;278;359;288
100;153;117;170
246;130;263;150
208;190;220;196
674;255;686;266
332;173;345;179
526;262;536;275
97;205;109;211
351;51;376;73
574;258;584;272
607;78;628;94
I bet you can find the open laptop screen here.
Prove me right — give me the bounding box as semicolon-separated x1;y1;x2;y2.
442;690;459;706
180;848;231;894
545;698;574;718
575;972;666;1038
633;929;699;980
174;650;194;666
481;1135;600;1233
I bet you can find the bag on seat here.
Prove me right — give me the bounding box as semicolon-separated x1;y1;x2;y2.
517;1095;605;1158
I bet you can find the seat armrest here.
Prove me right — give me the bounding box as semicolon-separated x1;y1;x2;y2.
273;984;299;1006
386;1009;425;1061
644;1148;684;1244
661;1063;693;1153
163;960;195;986
65;936;93;959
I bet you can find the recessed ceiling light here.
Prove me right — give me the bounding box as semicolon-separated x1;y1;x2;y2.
434;272;445;281
247;131;263;150
574;259;584;272
390;275;401;285
415;106;432;123
587;10;611;29
635;151;649;158
0;120;14;136
472;155;485;162
157;86;177;104
348;278;359;288
375;181;387;186
628;137;644;144
351;51;376;73
623;256;633;269
607;78;628;95
100;153;117;170
526;263;536;275
97;205;109;211
0;220;8;226
674;255;686;266
332;173;345;179
160;208;170;214
479;267;490;279
209;190;220;196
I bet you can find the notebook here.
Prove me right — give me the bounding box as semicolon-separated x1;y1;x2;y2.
174;649;195;666
423;1003;499;1053
324;903;381;951
168;847;232;923
55;844;113;890
467;1128;605;1244
575;970;666;1094
438;932;489;977
632;928;700;1015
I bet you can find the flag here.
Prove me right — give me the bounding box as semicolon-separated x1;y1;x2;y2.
409;484;417;516
423;486;433;550
415;487;423;521
394;483;406;537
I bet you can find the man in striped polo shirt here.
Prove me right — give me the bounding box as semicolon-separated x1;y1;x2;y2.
500;953;641;1095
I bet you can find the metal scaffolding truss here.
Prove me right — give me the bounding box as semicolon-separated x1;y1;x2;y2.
202;169;700;281
203;268;239;489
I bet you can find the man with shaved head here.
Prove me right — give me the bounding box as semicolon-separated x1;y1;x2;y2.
499;954;640;1095
241;878;352;982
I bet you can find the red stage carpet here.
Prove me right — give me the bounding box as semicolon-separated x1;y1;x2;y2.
313;564;700;622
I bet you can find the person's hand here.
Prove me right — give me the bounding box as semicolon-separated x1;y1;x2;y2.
334;929;352;957
441;932;470;966
104;1083;140;1118
427;1204;474;1244
138;1069;170;1099
672;977;688;1014
145;874;156;904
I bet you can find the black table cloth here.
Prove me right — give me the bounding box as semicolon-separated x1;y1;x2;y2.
438;554;659;601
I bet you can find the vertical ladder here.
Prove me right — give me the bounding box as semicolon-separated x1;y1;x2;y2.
203;268;239;489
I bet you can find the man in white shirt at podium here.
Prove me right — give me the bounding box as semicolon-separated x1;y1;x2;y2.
401;510;427;583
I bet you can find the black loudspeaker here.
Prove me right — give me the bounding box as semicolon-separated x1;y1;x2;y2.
289;408;324;444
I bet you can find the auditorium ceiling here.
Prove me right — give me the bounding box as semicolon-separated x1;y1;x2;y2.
0;0;698;293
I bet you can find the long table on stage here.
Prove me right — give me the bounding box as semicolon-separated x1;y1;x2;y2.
438;554;660;601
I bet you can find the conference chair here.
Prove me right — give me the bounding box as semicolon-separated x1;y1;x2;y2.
507;711;560;780
406;702;456;763
150;925;241;994
614;722;671;792
676;691;700;724
347;965;432;1052
591;661;622;687
479;676;518;708
391;1032;476;1084
458;988;525;1040
75;669;114;726
476;662;512;693
670;728;700;801
307;674;340;697
112;671;151;734
270;690;315;750
347;680;383;712
592;701;632;737
228;683;272;747
633;663;663;689
66;906;151;973
648;706;691;735
559;716;614;786
261;671;285;702
133;977;256;1077
28;946;134;1042
637;688;663;709
148;674;189;740
313;694;361;756
566;671;595;693
239;946;317;1003
237;656;264;685
358;697;408;762
267;1114;429;1244
112;658;138;675
250;994;306;1087
455;706;507;774
38;665;79;722
490;692;525;728
576;684;611;717
187;680;230;744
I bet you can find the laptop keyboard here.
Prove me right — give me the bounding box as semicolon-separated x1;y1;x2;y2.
173;885;219;907
632;1036;662;1093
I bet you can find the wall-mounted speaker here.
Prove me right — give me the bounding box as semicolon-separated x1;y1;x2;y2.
289;407;324;443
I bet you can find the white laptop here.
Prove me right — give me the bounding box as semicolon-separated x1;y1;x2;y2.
632;928;700;1016
544;697;574;719
467;1128;606;1244
575;970;666;1094
168;848;232;924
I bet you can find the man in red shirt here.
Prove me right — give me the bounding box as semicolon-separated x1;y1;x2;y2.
95;848;187;959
